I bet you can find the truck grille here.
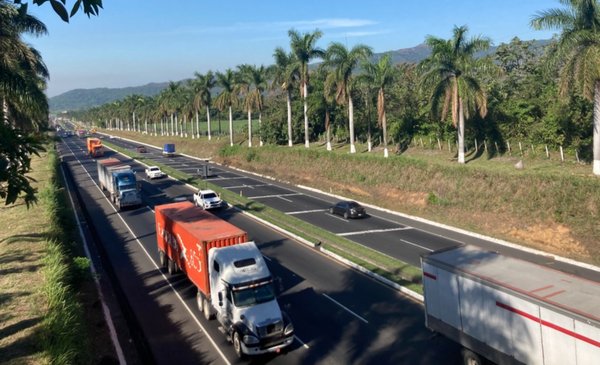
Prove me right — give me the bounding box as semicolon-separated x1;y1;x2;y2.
257;320;283;337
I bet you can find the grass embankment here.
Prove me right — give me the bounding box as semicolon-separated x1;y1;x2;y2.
0;145;113;364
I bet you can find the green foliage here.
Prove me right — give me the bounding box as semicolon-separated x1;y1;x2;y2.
218;144;242;157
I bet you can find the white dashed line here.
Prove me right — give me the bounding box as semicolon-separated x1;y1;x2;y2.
247;193;301;199
400;238;434;252
287;209;329;215
322;294;368;324
337;227;412;237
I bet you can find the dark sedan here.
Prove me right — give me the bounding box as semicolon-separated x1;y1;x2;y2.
329;201;367;219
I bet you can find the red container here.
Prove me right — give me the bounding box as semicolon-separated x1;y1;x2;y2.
155;201;248;296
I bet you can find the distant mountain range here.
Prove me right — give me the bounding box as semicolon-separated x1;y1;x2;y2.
49;39;551;112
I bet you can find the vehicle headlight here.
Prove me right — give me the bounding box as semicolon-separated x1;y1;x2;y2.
284;322;294;336
243;335;259;345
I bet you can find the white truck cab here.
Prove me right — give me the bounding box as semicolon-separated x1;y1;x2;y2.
194;189;224;209
207;242;294;358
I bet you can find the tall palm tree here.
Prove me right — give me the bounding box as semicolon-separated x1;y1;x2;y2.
361;54;396;157
242;64;268;147
420;25;491;164
288;29;325;148
315;65;338;151
237;64;254;147
192;71;215;139
272;47;299;146
215;69;239;146
324;42;373;153
532;0;600;175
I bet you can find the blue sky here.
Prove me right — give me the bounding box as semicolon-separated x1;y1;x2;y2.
24;0;558;97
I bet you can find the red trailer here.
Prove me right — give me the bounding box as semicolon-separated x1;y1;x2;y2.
155;201;248;293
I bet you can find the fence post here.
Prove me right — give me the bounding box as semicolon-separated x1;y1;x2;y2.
560;146;564;162
518;141;523;156
484;140;488;153
448;139;451;152
475;138;478;153
545;145;549;158
507;141;512;156
437;138;442;150
420;137;424;148
576;150;580;163
495;141;499;153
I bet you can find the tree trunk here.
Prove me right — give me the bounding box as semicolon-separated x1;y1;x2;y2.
228;106;234;146
170;114;174;136
304;82;309;148
383;111;388;158
132;112;136;132
366;95;372;152
287;90;293;147
207;106;212;140
594;81;600;175
326;108;332;151
349;96;356;154
458;97;465;164
247;109;252;147
259;111;263;147
194;110;199;139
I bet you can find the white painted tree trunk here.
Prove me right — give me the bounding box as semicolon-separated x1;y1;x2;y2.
594;81;600;175
349;96;356;154
382;112;388;158
458;98;465;164
326;125;332;151
144;119;147;134
304;82;309;148
259;112;263;146
207;106;212;141
132;112;136;132
287;91;293;147
248;109;252;147
170;114;174;136
229;106;234;146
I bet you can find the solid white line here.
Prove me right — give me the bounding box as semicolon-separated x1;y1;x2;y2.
59;160;127;365
64;141;233;365
400;238;433;252
294;335;310;349
248;193;301;199
322;294;368;324
286;209;328;215
337;227;412;237
278;196;293;202
225;184;270;189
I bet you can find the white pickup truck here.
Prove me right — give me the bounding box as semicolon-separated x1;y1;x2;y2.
145;166;165;179
194;189;224;210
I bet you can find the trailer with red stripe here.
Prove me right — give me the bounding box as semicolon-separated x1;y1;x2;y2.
421;245;600;365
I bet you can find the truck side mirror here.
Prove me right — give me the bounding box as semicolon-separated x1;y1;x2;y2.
218;291;223;307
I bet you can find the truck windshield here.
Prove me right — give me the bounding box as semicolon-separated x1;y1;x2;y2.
232;284;275;307
120;184;136;191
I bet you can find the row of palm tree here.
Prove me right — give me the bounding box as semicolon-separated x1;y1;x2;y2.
84;0;600;175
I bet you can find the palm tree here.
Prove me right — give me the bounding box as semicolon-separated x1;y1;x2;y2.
324;42;373;153
361;54;396;157
288;29;325;148
532;0;600;175
215;69;239;146
315;65;338;151
420;25;491;164
241;65;268;147
192;71;215;139
237;64;254;146
272;47;299;146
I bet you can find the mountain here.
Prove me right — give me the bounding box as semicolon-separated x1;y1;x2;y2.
49;82;169;112
49;39;551;112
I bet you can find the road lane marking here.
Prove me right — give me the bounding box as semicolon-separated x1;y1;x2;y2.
337;227;412;237
278;196;293;202
287;209;329;215
224;184;271;189
400;238;434;252
322;294;368;324
248;193;301;199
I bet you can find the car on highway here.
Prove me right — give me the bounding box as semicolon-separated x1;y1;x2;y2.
136;145;147;153
145;166;165;179
329;200;367;219
193;189;225;210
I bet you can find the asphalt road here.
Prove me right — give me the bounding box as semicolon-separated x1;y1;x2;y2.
58;136;462;364
103;134;600;282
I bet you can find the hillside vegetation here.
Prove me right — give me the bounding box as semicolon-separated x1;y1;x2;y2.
106;130;600;266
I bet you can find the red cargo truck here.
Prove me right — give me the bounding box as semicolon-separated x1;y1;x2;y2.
155;201;294;358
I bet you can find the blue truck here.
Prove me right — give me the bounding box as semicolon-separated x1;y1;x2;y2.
163;143;175;157
97;158;142;210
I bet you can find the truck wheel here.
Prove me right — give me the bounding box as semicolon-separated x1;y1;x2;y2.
462;349;482;365
233;331;245;359
167;258;176;275
196;290;204;312
159;250;167;269
203;297;214;320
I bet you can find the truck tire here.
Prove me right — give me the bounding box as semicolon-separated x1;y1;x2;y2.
196;290;204;312
167;258;177;275
462;349;482;365
203;297;214;320
159;250;167;269
233;331;245;359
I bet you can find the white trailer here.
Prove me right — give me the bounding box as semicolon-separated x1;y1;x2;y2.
421;245;600;365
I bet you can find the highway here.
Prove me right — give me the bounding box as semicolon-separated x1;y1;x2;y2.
58;136;462;364
103;134;600;282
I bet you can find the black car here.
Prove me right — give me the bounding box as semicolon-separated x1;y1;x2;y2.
329;201;367;219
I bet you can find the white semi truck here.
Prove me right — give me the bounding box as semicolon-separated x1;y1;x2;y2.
422;245;600;365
